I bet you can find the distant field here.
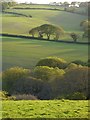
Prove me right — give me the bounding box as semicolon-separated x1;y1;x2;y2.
5;9;87;32
2;100;88;118
2;36;88;70
1;8;88;41
13;4;64;10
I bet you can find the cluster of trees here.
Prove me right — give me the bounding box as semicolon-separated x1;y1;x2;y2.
0;0;17;11
29;24;64;40
50;1;89;7
69;19;90;42
2;57;90;100
29;24;79;42
80;20;90;39
29;23;89;42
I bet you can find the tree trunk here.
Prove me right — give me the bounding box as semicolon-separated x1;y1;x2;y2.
47;34;50;40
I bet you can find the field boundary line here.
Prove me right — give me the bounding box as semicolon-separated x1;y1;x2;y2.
2;11;32;18
0;33;89;45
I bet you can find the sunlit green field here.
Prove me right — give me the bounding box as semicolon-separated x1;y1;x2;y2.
2;100;88;118
2;36;88;70
1;8;88;41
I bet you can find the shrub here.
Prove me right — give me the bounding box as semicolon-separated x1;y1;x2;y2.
0;91;8;100
63;66;88;95
14;94;37;100
65;7;76;13
36;57;68;69
2;67;30;93
80;20;90;30
65;63;78;70
50;65;89;99
70;33;79;42
71;60;87;66
66;92;87;100
33;66;65;81
86;59;90;67
11;77;52;100
0;91;15;100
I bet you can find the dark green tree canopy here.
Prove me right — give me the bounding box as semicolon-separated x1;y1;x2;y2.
29;24;64;40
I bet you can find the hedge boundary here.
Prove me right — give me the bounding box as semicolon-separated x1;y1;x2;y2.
11;7;87;16
2;11;32;18
0;33;89;45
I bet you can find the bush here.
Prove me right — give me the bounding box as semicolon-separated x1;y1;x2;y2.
65;7;76;13
86;59;90;67
11;77;52;100
65;63;78;70
33;66;65;81
50;65;89;99
63;66;88;95
36;57;68;69
0;91;15;100
70;33;79;42
71;60;86;66
2;67;30;93
14;94;37;100
66;92;87;100
80;20;89;30
0;91;8;100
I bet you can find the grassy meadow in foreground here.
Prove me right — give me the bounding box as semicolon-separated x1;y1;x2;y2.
2;100;88;118
2;36;88;70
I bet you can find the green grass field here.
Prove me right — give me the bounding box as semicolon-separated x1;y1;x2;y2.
1;5;89;119
2;100;88;118
1;8;88;41
5;9;87;32
13;4;64;10
2;36;88;70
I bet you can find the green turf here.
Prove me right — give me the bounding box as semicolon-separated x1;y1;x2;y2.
1;100;88;118
2;36;88;70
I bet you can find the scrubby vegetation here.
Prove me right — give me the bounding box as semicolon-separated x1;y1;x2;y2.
36;57;68;69
0;91;15;100
2;57;89;100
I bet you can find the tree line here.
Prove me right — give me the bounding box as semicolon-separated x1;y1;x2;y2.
0;0;17;11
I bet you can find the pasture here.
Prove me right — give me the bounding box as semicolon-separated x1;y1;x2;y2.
1;4;89;119
13;4;64;10
2;36;88;70
1;8;88;41
2;100;88;118
5;9;87;32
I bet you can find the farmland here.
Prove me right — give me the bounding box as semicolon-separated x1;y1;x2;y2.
2;100;89;118
1;7;88;41
1;3;89;119
1;4;88;70
2;36;88;70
